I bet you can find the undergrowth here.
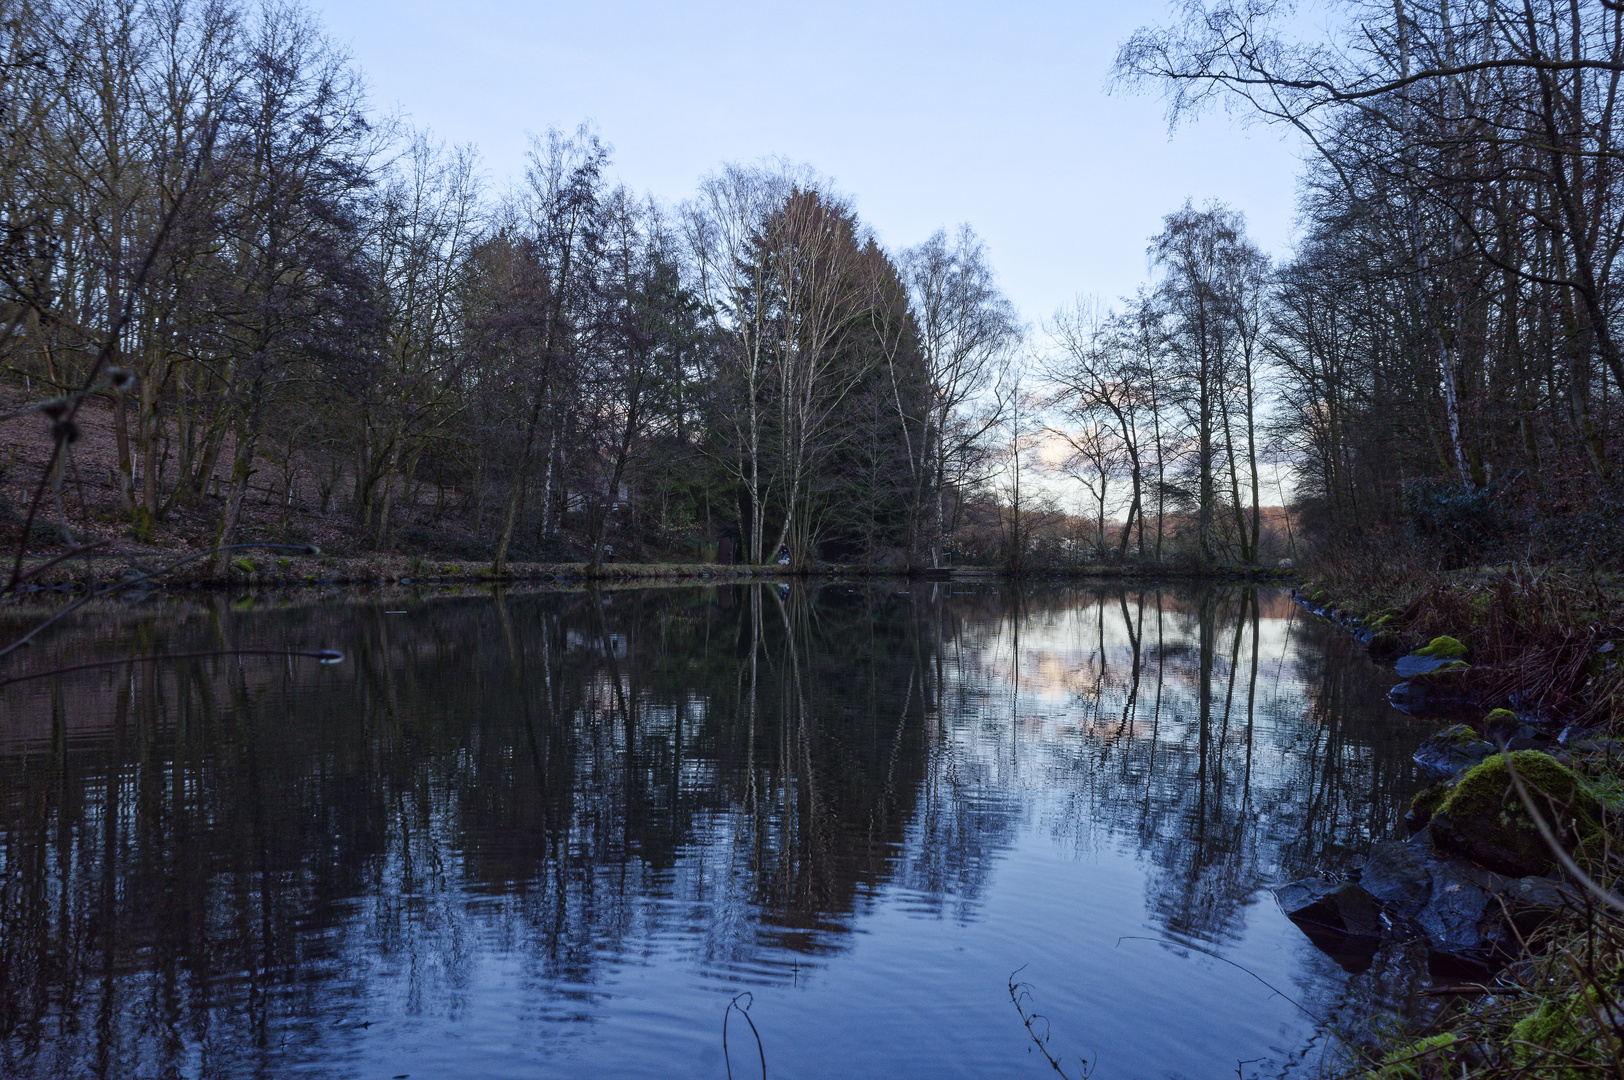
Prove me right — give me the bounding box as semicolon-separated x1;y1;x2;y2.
1341;897;1624;1078
1304;536;1624;728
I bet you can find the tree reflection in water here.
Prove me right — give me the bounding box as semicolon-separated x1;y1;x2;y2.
0;583;1430;1078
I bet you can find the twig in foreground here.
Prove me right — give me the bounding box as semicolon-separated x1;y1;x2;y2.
722;991;766;1080
1008;965;1093;1079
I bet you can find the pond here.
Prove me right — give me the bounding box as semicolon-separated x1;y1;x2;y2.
0;582;1434;1079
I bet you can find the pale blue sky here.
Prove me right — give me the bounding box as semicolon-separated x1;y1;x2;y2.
314;0;1308;326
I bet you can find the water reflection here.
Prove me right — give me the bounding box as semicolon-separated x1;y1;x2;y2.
0;583;1429;1079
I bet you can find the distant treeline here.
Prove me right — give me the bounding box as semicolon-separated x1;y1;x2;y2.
0;0;1029;574
6;0;1619;575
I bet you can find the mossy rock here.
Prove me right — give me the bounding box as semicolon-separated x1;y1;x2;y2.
1412;723;1496;781
1414;635;1467;661
1430;751;1603;876
1407;659;1471;681
1406;782;1452;833
1481;708;1539;747
1443;723;1485;748
1509;986;1614;1078
231;556;255;573
1363;1033;1458;1079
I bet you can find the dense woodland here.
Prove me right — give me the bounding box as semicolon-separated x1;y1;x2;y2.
0;0;1025;575
1114;0;1624;569
2;0;1622;574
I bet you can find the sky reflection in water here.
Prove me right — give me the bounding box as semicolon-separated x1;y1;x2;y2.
0;582;1431;1079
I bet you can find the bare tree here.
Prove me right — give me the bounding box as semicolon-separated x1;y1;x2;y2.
351;134;481;548
758;186;871;569
900;225;1021;567
1150;202;1242;564
1044;299;1156;558
684;161;797;565
489;124;606;574
204;1;376;573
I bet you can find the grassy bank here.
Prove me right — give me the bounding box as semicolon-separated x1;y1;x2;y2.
3;553;863;593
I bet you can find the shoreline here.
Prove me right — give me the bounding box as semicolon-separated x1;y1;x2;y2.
0;550;1297;596
1286;569;1624;1077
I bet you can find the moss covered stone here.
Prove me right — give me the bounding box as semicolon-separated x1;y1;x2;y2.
1363;1033;1458;1079
1368;630;1401;657
1406;782;1451;832
1408;659;1470;679
1412;723;1496;781
1445;723;1483;748
1430;751;1603;876
1415;635;1468;660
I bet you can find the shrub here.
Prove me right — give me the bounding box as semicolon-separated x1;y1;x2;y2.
1403;478;1505;567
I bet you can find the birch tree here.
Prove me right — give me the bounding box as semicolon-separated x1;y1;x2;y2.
900;225;1020;566
684;162;795;564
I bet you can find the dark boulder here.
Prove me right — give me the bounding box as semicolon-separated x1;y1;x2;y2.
1366;630;1402;660
1359;836;1435;919
1293;832;1574;971
1482;708;1542;748
1395;654;1469;678
1414;851;1571;966
1414;864;1500;961
1394;636;1470;677
1389;665;1475;715
1273;878;1383;972
1275;878;1383;937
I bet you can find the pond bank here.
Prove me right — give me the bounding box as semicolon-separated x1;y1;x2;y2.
1287;567;1624;1078
2;548;1295;596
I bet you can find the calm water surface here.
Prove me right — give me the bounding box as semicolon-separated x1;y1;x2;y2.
0;583;1432;1079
